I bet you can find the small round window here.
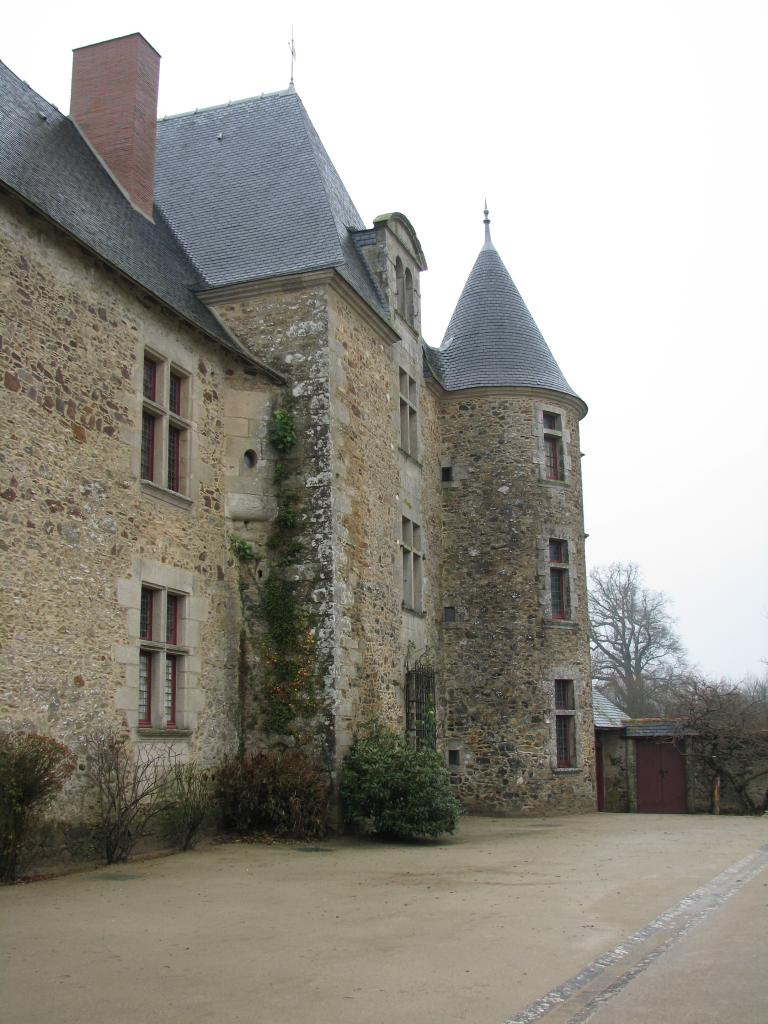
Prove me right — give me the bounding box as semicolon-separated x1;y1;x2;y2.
243;449;257;470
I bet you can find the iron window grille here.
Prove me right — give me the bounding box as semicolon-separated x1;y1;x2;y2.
405;662;437;749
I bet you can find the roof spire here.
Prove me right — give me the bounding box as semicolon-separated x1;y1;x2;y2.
483;200;492;249
288;27;296;90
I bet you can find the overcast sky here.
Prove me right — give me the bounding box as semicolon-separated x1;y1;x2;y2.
4;1;767;678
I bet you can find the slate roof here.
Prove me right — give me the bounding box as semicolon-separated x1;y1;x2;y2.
429;220;583;403
0;61;269;370
155;90;384;311
624;720;687;737
592;689;629;729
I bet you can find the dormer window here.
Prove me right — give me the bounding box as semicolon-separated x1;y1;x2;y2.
395;258;416;328
404;267;415;326
395;258;405;317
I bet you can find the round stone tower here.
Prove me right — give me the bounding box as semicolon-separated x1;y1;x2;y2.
434;209;594;814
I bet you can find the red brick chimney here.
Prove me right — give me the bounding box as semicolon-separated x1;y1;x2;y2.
70;33;160;219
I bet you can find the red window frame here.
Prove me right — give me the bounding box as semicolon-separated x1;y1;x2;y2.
140;587;154;640
164;655;177;729
550;568;568;619
167;425;181;492
139;651;152;727
169;372;182;416
556;715;574;768
141;412;155;481
549;539;567;563
143;357;157;401
555;679;574;710
166;593;179;645
545;435;563;480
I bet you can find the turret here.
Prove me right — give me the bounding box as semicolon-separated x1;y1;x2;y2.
433;209;595;814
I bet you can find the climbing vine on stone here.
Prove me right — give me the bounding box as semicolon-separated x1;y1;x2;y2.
232;401;321;741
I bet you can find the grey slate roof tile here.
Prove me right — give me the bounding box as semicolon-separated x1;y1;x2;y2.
0;61;261;367
428;228;583;402
624;720;686;737
592;689;629;729
154;90;384;313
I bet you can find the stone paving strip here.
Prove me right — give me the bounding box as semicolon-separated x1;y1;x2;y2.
504;843;768;1024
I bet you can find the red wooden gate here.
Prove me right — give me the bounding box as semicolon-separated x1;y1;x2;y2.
635;740;687;813
595;736;605;811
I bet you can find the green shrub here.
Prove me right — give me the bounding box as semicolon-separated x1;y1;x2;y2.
163;761;213;851
340;725;460;839
267;408;297;452
0;732;76;882
215;749;330;838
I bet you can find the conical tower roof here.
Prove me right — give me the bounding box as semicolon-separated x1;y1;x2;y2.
434;210;582;404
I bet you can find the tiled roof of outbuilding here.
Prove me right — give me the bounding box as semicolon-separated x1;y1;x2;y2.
0;61;266;368
592;689;629;729
625;720;687;737
154;90;384;312
429;217;583;404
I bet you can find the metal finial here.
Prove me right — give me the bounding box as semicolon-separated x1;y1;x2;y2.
483;200;492;246
288;27;296;88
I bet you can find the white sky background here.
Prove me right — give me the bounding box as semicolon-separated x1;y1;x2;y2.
4;1;767;678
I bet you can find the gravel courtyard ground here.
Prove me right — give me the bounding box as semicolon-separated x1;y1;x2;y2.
1;813;766;1024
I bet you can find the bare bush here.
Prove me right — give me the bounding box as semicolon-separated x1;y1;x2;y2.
163;761;213;851
216;749;330;838
84;732;175;863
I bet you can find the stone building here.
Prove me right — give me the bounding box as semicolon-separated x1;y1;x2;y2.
0;32;594;817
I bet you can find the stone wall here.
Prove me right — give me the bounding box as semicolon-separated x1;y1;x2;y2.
209;282;337;760
327;289;403;751
2;186;599;823
419;380;445;715
597;730;630;812
438;387;595;814
686;735;768;814
0;193;275;811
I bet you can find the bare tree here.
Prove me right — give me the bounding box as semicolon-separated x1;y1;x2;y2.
588;562;686;717
667;675;768;815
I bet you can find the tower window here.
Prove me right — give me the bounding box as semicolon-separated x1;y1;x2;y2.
441;465;454;483
542;410;565;482
554;679;577;768
549;539;570;620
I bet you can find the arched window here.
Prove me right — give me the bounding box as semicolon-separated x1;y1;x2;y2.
404;267;415;325
395;258;405;317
